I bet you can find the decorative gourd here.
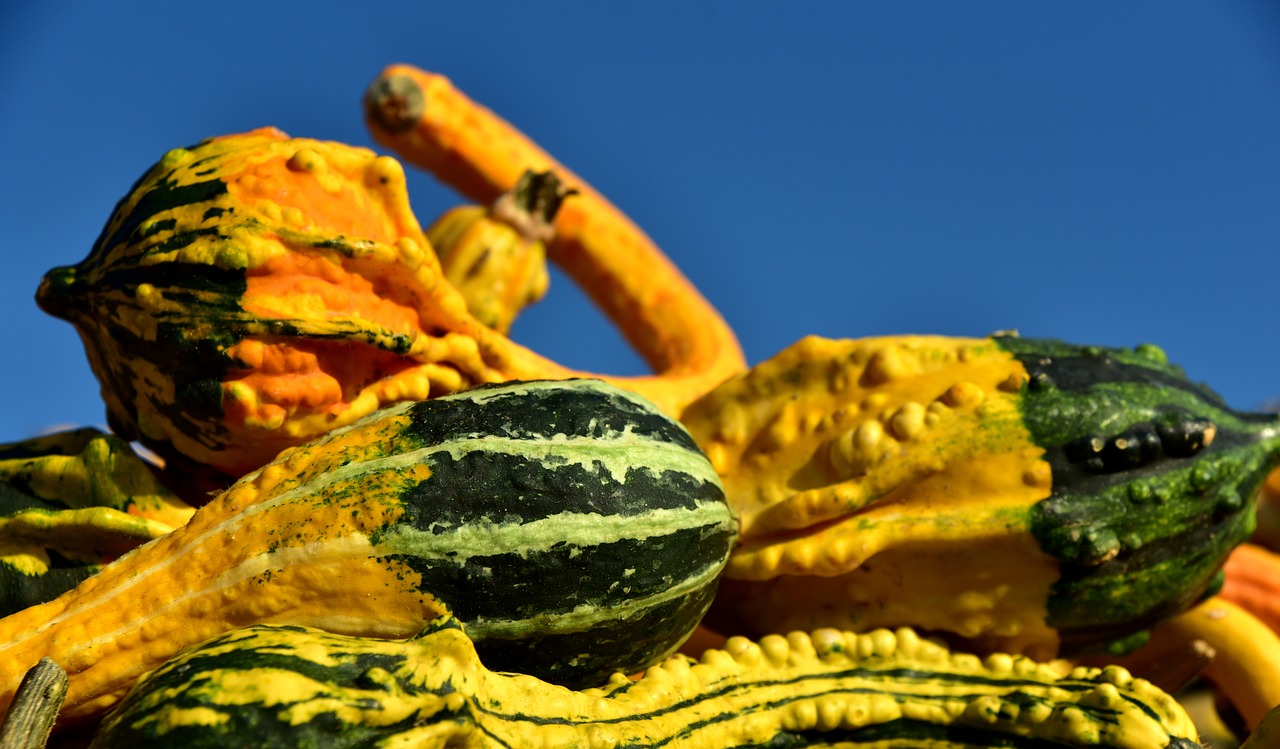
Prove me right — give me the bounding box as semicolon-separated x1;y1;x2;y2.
1222;542;1280;633
0;380;737;726
365;65;746;407
1099;596;1280;732
681;334;1280;660
427;170;569;333
89;615;1200;749
0;428;194;616
37;122;743;480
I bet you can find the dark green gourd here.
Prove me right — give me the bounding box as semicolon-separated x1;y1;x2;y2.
1002;336;1280;651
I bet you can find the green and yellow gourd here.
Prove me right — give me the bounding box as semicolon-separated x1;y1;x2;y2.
0;379;737;727
35;128;745;481
0;429;193;616
682;334;1280;660
89;615;1201;749
426;169;570;334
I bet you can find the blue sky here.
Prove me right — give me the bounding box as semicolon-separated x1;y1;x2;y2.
2;2;1279;444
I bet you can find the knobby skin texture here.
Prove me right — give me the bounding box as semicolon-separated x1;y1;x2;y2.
40;111;744;480
90;615;1200;749
684;334;1280;662
22;62;1280;747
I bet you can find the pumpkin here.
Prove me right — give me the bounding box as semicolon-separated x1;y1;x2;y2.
680;334;1280;661
0;380;737;726
89;615;1199;749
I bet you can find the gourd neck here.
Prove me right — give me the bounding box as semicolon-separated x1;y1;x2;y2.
492;170;576;243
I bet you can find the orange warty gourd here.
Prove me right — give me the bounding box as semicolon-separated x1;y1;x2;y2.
36;123;744;479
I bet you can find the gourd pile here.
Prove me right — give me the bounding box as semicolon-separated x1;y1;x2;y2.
2;63;1279;749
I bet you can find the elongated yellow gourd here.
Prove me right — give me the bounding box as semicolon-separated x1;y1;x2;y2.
89;616;1200;748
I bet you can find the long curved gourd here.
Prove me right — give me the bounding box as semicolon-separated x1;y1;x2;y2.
0;429;194;616
89;616;1200;749
1137;598;1280;731
365;64;746;417
37;127;743;478
0;380;736;726
682;334;1280;660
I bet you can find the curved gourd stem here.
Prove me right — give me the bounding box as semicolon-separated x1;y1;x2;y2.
364;64;746;416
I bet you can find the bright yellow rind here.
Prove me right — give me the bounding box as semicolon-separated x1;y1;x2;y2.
0;429;194;529
683;335;1060;656
427;203;550;334
1135;597;1280;732
99;619;1198;749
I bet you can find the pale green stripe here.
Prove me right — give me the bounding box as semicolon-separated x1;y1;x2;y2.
463;557;727;638
38;405;715;638
228;432;720;528
437;378;582;404
437;378;648;409
402;433;721;486
377;500;735;564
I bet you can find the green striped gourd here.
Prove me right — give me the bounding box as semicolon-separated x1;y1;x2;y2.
0;379;736;727
89;615;1202;749
683;334;1280;659
0;428;194;616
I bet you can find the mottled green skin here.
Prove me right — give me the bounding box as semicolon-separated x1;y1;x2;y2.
90;623;426;749
36;165;246;460
996;335;1280;652
33;141;422;477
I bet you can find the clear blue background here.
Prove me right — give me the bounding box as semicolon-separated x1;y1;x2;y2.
2;2;1278;444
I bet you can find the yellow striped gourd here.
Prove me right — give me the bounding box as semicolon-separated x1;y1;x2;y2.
89;615;1201;748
